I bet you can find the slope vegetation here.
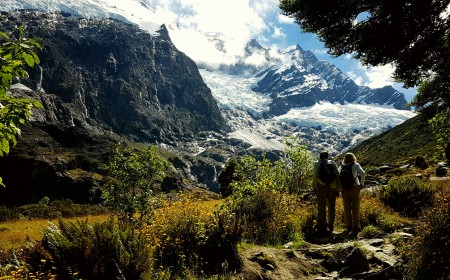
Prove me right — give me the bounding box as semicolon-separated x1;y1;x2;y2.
344;114;439;166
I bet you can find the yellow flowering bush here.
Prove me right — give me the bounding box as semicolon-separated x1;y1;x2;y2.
143;194;243;275
239;189;306;245
0;259;58;280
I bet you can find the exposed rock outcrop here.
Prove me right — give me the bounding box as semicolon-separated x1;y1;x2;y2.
1;10;229;144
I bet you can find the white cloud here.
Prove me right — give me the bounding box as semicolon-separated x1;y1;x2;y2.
143;0;281;69
272;26;286;39
346;71;364;86
359;63;395;88
277;14;295;24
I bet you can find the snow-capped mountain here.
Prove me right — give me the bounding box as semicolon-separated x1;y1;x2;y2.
198;41;415;154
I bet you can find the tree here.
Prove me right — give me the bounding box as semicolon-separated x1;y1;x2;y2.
102;145;168;229
279;0;450;112
0;24;43;186
429;108;450;162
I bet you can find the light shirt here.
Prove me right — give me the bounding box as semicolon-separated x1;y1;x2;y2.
338;162;366;186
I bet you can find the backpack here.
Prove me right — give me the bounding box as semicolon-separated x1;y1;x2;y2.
318;160;336;184
339;162;355;188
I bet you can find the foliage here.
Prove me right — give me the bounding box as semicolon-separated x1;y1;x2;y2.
238;189;305;245
102;144;168;228
42;218;152;280
0;24;43;186
276;138;314;195
302;194;408;241
0;258;57;280
143;194;243;276
377;176;434;217
342;115;439;166
218;158;238;198
229;141;313;201
401;187;450;280
359;225;383;238
279;0;450;112
428;107;450;162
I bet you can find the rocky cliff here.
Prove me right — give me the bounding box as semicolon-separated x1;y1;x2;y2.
0;10;231;205
1;10;228;144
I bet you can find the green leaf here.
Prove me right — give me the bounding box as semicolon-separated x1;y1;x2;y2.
24;53;34;67
31;51;40;65
1;138;9;154
0;32;8;39
0;177;5;187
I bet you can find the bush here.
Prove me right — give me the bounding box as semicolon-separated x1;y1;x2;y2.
143;194;243;276
238;189;305;245
377;176;434;217
414;155;429;170
333;194;411;234
41;218;152;280
103;144;168;229
401;189;450;279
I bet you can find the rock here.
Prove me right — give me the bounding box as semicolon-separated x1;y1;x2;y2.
379;165;393;173
1;10;229;145
436;162;450;177
340;247;370;277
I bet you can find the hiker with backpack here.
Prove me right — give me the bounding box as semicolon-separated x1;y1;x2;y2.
313;151;341;235
339;152;366;237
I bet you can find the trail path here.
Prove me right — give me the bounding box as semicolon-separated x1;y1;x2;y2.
240;230;412;280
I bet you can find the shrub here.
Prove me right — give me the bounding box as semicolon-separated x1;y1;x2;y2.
377;176;434;217
102;144;168;229
41;218;152;279
238;189;305;245
228;140;314;200
359;225;383;238
401;188;450;279
143;194;243;276
414;155;429;170
334;194;411;233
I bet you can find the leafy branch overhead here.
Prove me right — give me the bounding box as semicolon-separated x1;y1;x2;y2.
0;23;43;186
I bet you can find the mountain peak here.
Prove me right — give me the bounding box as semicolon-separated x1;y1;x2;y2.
157;24;172;42
245;39;265;55
282;44;304;54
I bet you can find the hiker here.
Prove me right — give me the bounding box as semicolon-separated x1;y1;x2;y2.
313;151;341;235
339;152;366;237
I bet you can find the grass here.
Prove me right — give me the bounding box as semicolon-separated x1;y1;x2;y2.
339;114;440;166
0;215;109;251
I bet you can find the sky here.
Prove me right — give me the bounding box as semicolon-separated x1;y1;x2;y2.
141;0;417;102
0;0;417;101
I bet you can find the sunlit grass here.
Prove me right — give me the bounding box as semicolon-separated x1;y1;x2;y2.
0;215;109;251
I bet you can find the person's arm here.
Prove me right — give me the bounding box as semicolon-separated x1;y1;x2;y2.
355;163;366;187
312;161;319;187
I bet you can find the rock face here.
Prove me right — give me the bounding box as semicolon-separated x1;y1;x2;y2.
1;10;228;144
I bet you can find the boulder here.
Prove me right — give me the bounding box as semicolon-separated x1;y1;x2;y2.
436;162;450;177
